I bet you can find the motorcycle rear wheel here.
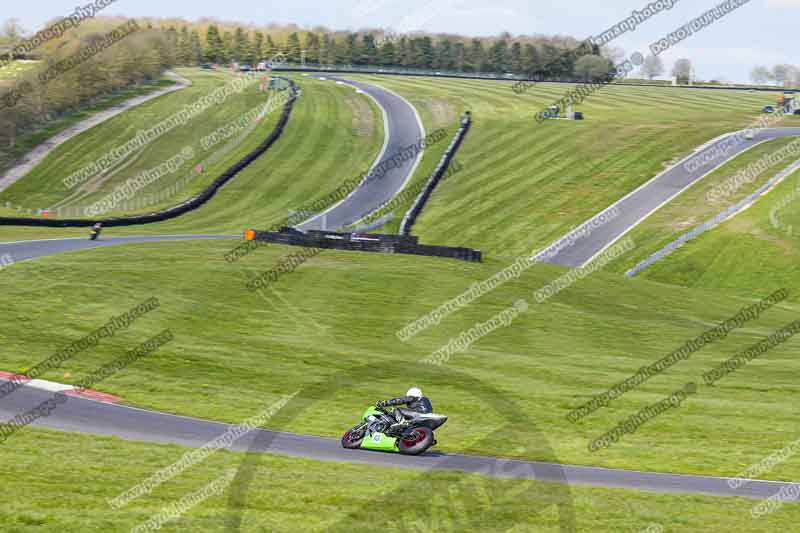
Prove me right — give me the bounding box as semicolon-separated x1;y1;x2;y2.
397;427;434;455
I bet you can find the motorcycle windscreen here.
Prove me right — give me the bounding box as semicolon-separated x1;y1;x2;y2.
362;406;384;420
360;431;398;452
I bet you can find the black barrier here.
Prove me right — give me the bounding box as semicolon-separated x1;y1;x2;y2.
0;79;299;228
251;228;481;262
400;112;471;236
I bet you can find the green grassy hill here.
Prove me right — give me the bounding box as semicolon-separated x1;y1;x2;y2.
1;69;288;215
3;74;800;531
6;76;798;250
2;240;799;483
0;60;39;80
610;140;800;297
0;80;174;189
348;75;800;260
118;72;384;235
0;70;384;241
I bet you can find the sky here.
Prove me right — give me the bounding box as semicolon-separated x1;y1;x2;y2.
7;0;800;83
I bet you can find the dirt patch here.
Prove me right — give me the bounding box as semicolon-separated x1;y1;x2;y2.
344;96;375;137
663;156;684;170
427;99;457;130
667;216;699;232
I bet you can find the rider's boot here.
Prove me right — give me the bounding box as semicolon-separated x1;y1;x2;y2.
387;411;409;436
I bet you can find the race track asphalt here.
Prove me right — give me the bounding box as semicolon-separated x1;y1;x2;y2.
0;235;236;264
297;76;424;231
542;127;800;267
1;381;795;500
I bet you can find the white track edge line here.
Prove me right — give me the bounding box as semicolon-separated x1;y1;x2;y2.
297;78;393;229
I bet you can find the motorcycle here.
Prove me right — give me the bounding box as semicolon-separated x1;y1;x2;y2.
89;225;102;241
341;405;447;456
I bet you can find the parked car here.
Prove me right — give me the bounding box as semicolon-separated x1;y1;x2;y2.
762;105;775;113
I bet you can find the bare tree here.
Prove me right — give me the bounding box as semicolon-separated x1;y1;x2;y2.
779;65;798;88
0;18;26;43
773;64;792;87
672;58;692;84
0;19;175;153
750;66;773;85
0;18;25;63
600;45;626;64
573;55;612;82
640;54;664;80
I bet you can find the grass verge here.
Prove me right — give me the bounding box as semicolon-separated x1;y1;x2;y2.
1;240;799;483
1;427;798;532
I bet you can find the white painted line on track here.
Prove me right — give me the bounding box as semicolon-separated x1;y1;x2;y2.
297;77;393;229
298;76;422;230
345;79;428;229
26;379;75;393
579;137;769;267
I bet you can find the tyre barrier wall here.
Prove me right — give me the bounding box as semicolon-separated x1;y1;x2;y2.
277;65;798;94
0;79;299;228
400;112;472;236
251;227;482;262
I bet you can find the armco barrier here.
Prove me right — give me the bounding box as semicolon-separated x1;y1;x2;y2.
400;112;471;235
249;228;481;262
0;79;299;228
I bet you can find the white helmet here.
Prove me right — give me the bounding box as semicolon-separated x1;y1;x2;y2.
407;387;423;398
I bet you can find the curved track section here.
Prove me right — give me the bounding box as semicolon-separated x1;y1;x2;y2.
0;235;235;264
543;127;800;267
0;382;795;500
298;77;424;231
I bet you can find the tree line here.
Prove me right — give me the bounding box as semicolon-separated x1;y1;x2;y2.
161;21;612;80
0;16;623;157
0;18;177;152
751;64;800;88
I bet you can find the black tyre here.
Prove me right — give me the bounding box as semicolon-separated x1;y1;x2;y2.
397;427;434;455
341;427;366;449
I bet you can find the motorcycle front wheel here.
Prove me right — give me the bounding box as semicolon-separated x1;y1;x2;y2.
341;425;366;449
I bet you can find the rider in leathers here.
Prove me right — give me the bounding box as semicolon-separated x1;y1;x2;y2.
375;387;432;425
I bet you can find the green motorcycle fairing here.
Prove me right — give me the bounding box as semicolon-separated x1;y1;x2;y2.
359;406;399;452
360;430;398;452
